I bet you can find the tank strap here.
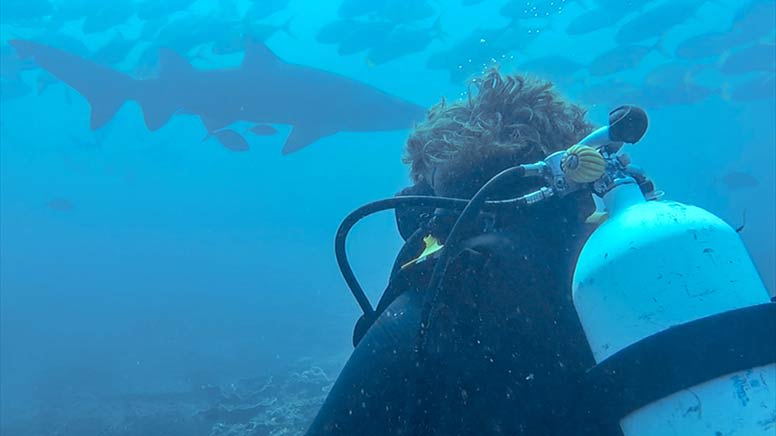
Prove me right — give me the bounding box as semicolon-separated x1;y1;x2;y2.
576;302;776;432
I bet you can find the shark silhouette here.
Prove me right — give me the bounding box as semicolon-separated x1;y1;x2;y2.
10;39;426;154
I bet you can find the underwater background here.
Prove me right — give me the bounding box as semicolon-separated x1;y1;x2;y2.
0;0;774;434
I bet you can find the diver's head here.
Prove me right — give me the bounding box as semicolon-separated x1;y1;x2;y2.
404;69;593;200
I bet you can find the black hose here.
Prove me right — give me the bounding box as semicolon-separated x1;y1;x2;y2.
405;165;529;434
423;166;528;324
335;195;524;322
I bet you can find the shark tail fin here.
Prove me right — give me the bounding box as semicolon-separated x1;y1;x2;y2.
9;39;134;130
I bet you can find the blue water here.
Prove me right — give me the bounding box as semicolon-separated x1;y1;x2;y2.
1;0;774;434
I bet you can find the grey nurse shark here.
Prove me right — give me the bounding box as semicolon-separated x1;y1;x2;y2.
10;39;426;154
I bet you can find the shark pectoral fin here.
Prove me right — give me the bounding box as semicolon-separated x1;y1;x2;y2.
282;126;332;155
141;50;189;130
139;95;178;131
134;77;181;131
90;98;124;130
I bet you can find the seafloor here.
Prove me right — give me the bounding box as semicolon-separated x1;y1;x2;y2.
1;359;336;436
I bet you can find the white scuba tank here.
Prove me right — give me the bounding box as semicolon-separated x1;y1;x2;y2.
572;180;775;436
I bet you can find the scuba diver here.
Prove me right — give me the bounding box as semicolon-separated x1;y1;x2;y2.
306;70;776;435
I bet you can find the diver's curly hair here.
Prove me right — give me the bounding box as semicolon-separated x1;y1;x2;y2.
404;69;593;187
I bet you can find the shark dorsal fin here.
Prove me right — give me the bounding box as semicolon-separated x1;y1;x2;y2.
242;39;281;70
158;48;193;79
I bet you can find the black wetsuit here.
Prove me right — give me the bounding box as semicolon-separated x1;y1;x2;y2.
307;182;613;435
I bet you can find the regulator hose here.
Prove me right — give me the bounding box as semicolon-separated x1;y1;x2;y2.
406;165;529;433
335;194;525;323
423;165;529;332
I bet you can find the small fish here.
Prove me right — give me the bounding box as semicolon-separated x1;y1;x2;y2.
246;0;291;20
517;55;585;83
566;7;628;36
726;74;775;102
615;0;707;45
572;79;643;107
0;0;53;23
730;0;776;44
366;20;443;66
316;19;362;45
136;0;196;21
720;43;776;75
378;0;436;25
675;32;742;60
153;15;237;56
644;63;707;88
338;0;435;23
205;129;250;152
250;124;278;136
81;0;135;34
336;21;395;56
48;198;73;211
588;44;657;76
338;0;391;18
716;171;760;190
247;18;296;41
212;19;295;56
92;32;137;66
639;82;714;108
48;0;92;28
425;23;540;83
